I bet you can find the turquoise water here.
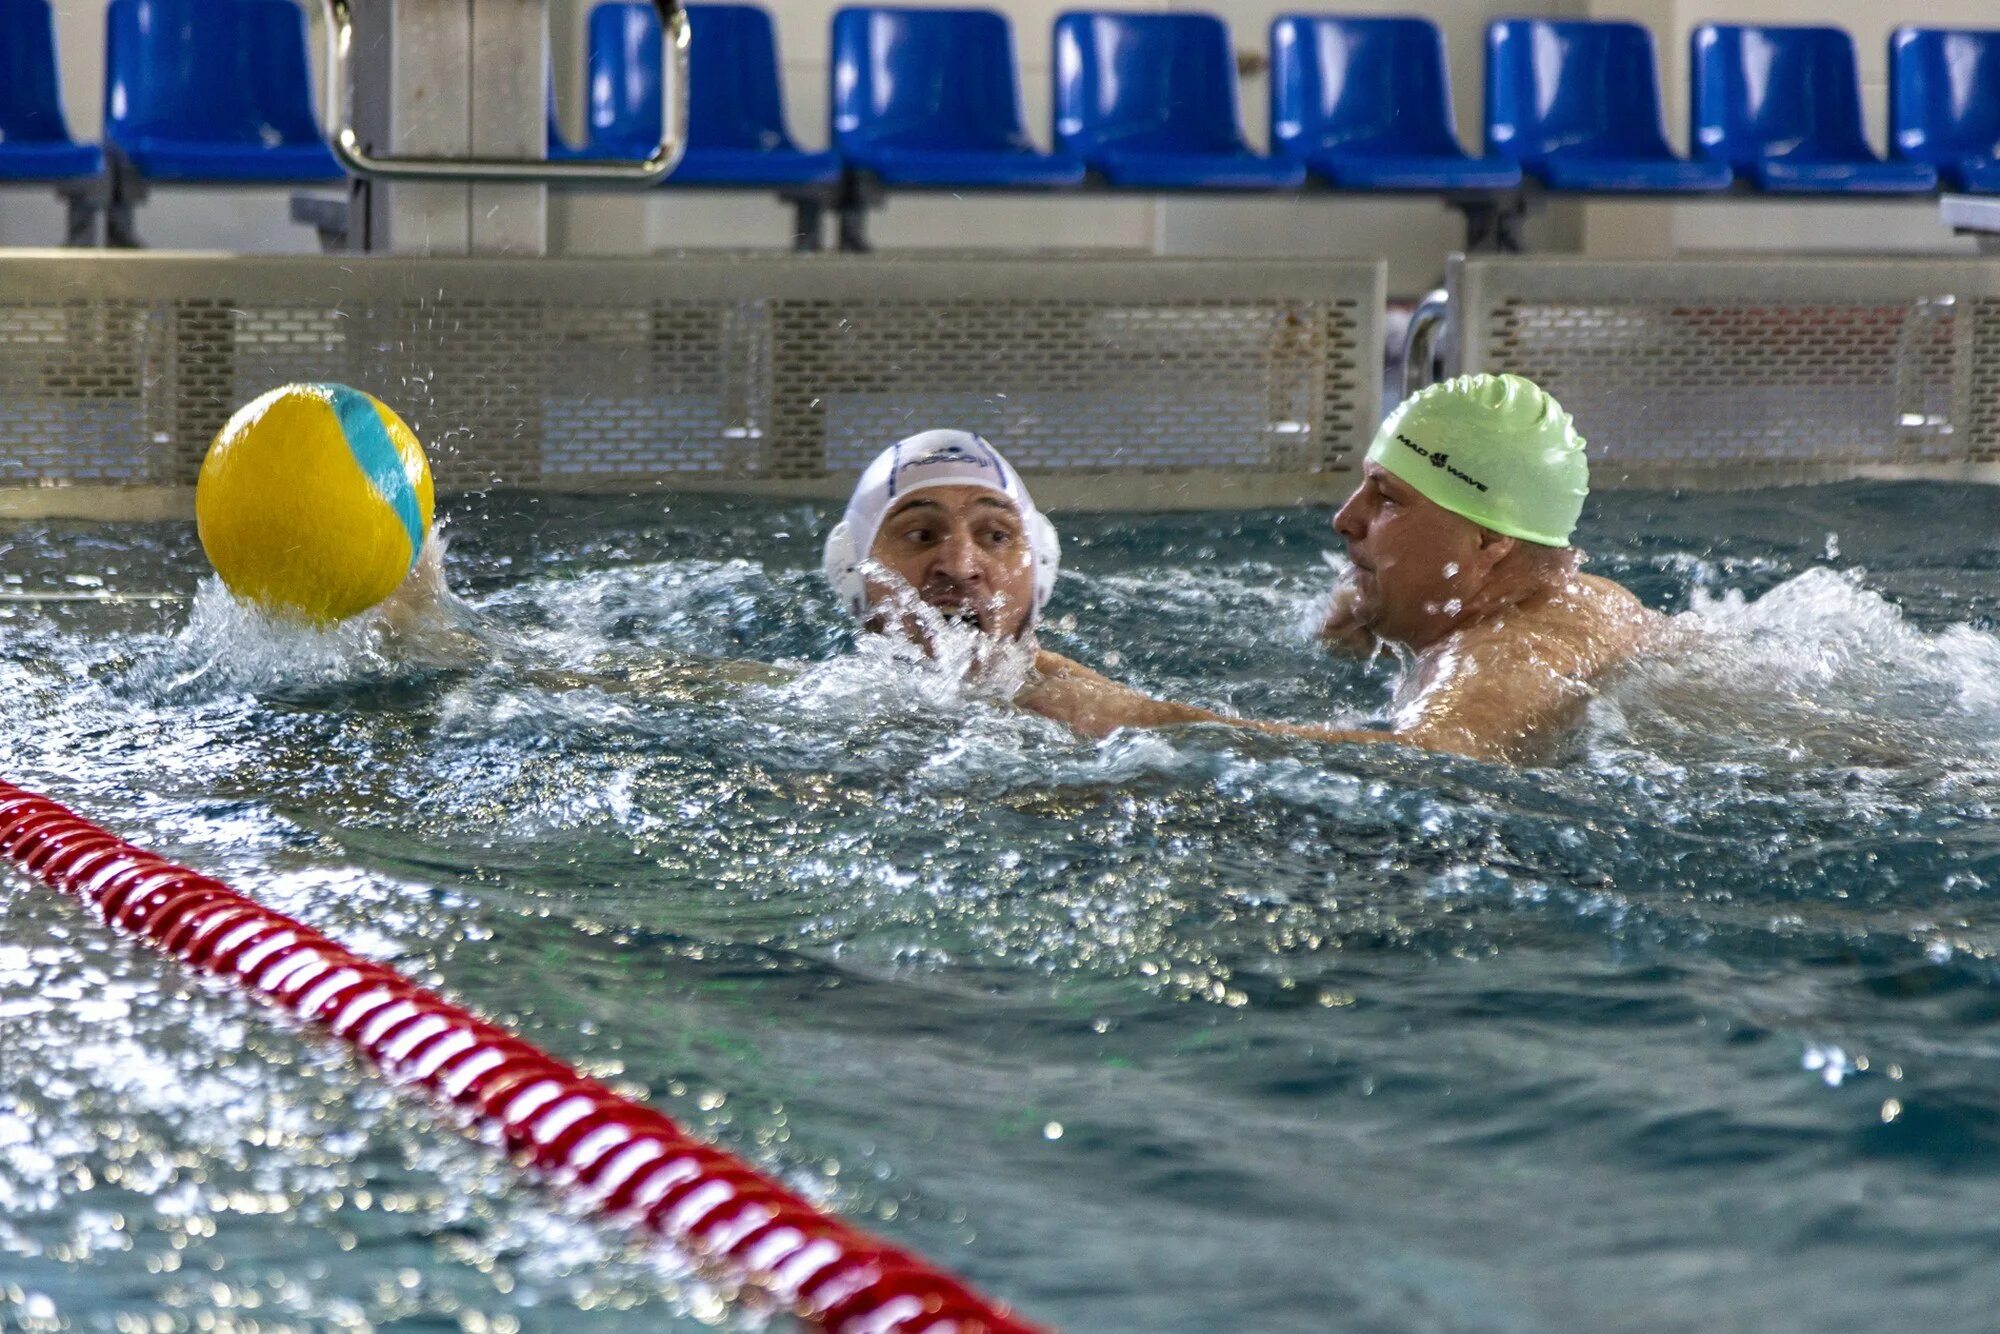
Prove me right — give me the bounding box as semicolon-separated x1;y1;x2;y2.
3;481;2000;1331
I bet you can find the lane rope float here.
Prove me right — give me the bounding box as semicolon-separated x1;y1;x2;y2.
0;782;1040;1334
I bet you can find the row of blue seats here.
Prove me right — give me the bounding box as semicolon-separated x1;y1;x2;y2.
620;6;2000;197
8;2;2000;238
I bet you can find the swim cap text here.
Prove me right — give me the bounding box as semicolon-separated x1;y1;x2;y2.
1394;433;1489;493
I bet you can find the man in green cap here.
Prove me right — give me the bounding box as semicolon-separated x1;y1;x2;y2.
1016;373;1657;763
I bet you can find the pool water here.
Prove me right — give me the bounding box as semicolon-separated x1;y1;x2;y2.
3;481;2000;1332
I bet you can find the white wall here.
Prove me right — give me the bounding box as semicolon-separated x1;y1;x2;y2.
3;2;1981;283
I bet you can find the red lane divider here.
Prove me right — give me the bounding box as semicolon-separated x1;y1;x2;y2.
0;783;1041;1334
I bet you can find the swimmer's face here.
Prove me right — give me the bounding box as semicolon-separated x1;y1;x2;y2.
1333;463;1510;647
864;485;1036;647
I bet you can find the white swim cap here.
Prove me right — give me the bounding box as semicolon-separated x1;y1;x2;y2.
822;429;1060;629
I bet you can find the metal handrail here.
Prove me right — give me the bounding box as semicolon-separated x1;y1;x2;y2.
1891;294;1958;441
317;0;688;185
1400;288;1452;400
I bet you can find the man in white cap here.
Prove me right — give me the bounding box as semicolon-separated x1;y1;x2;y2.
823;428;1060;656
374;428;1056;690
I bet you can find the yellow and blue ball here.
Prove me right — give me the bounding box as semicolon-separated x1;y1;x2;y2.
196;383;435;624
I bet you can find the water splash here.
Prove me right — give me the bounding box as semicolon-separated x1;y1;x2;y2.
7;486;2000;1331
1590;566;2000;769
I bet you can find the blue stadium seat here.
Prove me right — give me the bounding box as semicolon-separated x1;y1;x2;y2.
587;2;838;187
104;0;341;183
832;7;1083;188
1270;15;1518;191
1487;19;1730;193
1891;28;2000;194
1053;11;1302;190
0;0;101;183
1692;24;1937;194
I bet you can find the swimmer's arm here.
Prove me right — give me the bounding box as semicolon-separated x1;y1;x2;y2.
1018;651;1219;734
628;656;793;689
523;655;793;698
1023;646;1570;763
1023;650;1396;749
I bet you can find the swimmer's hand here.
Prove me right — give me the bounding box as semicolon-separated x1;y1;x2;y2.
1317;570;1374;655
373;534;451;637
369;533;509;668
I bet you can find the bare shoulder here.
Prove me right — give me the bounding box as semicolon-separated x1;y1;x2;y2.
1570;571;1650;617
1516;572;1658;677
1399;578;1654;760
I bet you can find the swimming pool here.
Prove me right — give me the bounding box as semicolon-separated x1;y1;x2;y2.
3;480;1999;1331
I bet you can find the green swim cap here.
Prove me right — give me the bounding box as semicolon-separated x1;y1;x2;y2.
1364;373;1588;547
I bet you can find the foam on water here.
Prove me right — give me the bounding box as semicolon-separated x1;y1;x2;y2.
1590;566;2000;771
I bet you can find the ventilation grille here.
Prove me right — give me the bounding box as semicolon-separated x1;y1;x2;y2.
0;256;1382;503
1459;258;2000;483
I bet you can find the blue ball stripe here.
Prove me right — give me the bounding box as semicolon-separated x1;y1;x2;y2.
326;385;425;565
